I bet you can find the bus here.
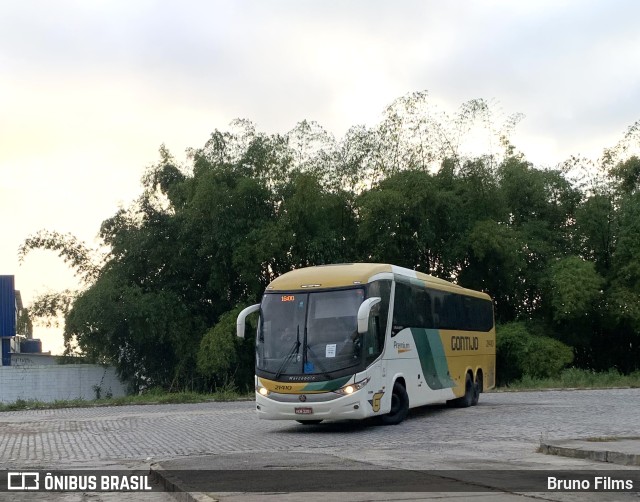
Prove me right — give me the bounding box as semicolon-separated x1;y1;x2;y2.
236;263;495;425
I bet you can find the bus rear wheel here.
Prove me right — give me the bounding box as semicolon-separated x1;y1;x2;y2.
380;381;409;425
449;373;474;408
471;374;481;406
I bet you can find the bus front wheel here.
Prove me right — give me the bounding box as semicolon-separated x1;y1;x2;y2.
380;381;409;425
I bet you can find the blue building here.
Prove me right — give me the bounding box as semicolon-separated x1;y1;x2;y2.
0;275;17;366
0;276;37;365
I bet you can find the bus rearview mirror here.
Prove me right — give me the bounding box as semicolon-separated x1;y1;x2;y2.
357;297;381;334
237;303;260;338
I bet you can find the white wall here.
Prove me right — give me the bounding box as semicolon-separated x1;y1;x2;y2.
0;365;127;403
10;353;57;366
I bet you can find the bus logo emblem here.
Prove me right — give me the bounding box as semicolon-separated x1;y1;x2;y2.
299;395;307;402
369;392;384;412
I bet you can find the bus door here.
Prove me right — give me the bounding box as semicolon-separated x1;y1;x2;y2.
362;280;391;415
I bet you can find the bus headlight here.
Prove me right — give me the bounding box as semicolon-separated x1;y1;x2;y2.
257;386;269;396
335;377;370;395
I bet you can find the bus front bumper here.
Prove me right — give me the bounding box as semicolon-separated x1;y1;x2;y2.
255;391;372;421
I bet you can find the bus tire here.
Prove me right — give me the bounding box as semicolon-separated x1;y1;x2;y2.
296;420;323;425
450;373;474;408
471;375;480;406
380;381;409;425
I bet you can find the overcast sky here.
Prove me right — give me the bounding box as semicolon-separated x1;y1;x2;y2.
1;0;639;353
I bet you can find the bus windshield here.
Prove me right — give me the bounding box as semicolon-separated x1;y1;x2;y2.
257;288;366;377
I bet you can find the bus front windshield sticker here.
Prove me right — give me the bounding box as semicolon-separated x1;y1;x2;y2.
325;344;336;358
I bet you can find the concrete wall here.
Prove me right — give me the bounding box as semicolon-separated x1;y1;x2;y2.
10;353;57;366
0;364;127;403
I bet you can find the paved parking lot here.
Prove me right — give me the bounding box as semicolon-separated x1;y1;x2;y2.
1;388;638;468
0;388;638;500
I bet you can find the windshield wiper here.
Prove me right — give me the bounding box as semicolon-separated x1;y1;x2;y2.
275;325;300;380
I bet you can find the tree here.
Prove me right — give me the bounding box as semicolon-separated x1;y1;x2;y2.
548;257;604;324
18;231;103;329
610;156;640;195
496;322;573;385
197;306;255;392
574;194;616;275
20;93;640;392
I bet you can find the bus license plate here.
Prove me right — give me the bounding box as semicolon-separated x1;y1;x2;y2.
295;407;313;415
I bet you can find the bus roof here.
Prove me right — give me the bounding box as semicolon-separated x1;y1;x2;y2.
266;263;491;300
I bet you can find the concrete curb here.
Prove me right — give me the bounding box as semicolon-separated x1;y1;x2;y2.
149;464;218;502
540;438;640;466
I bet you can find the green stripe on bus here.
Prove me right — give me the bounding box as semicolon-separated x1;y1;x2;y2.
411;328;455;390
302;376;351;392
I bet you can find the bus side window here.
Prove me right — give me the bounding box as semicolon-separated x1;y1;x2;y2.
393;282;434;333
417;288;433;328
392;283;411;335
462;298;473;329
441;294;462;329
432;295;442;329
429;290;493;332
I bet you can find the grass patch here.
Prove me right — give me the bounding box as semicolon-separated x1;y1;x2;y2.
0;388;252;413
499;368;640;391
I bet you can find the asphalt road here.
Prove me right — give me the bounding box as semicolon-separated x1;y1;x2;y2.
0;388;638;501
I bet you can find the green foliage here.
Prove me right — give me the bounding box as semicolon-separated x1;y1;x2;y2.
596;191;640;371
18;230;103;328
610;156;640;194
65;271;202;390
18;230;101;283
612;192;640;291
548;257;604;323
574;193;616;274
18;91;640;391
26;290;76;328
607;286;640;329
197;308;243;387
503;368;640;390
0;388;252;413
466;220;527;321
356;170;447;271
496;322;574;385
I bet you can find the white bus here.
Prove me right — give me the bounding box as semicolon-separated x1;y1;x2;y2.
237;263;495;425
